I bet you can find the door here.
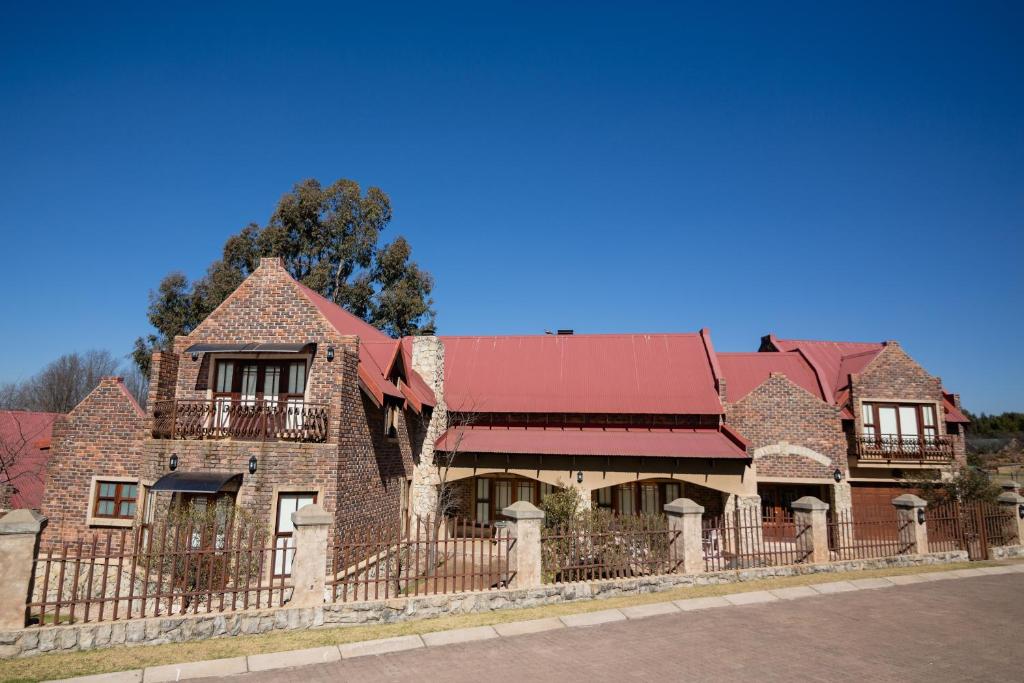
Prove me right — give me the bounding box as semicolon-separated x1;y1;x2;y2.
760;484;823;540
274;492;317;576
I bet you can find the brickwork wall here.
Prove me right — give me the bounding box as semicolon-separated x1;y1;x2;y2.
39;378;147;549
724;373;847;480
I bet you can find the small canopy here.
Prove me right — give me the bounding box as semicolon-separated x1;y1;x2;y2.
150;471;244;494
184;342;314;354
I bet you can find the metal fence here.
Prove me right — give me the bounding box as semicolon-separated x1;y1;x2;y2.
702;503;810;571
328;516;513;602
28;523;291;626
541;513;680;583
827;507;910;560
927;500;1018;560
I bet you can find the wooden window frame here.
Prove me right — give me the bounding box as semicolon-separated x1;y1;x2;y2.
273;491;318;577
862;402;939;441
92;480;138;520
212;358;309;405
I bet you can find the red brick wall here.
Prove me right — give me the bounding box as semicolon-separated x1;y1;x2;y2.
39;378;147;548
725;373;847;480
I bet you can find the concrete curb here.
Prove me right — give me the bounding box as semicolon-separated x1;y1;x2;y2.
45;566;1022;682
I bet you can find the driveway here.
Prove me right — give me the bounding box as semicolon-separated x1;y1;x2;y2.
224;573;1022;682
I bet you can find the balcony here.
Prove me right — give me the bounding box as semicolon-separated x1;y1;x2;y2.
152;399;330;443
849;434;953;464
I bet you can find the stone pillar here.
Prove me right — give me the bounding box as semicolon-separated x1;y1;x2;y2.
289;503;331;607
664;498;704;574
892;494;929;555
831;481;853;518
502;500;544;589
791;496;830;564
0;509;46;629
723;493;762;555
996;488;1024;546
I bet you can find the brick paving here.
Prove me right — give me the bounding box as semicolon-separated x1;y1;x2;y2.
221;574;1022;682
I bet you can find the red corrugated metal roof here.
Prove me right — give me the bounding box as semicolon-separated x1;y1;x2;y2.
0;411;59;510
718;352;825;402
439;333;723;415
434;425;749;459
943;396;970;423
766;336;884;403
294;282;435;409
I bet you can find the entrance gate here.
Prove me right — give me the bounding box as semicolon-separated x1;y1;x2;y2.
927;500;1017;561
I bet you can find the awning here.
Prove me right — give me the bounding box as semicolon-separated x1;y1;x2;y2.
150;471;244;494
184;342;315;354
943;397;970;423
434;426;750;460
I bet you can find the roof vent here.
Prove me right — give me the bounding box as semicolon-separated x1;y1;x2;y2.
556;329;574;335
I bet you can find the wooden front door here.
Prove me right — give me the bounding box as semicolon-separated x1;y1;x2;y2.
760;484;824;539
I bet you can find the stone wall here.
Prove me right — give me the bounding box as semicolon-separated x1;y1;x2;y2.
0;550;967;658
988;544;1024;560
39;378;148;549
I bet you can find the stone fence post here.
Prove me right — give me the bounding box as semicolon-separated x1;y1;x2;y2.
0;509;46;629
996;485;1024;546
664;498;704;574
892;494;928;554
502;501;544;589
791;496;830;564
290;503;331;607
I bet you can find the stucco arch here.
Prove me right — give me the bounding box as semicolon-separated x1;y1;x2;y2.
752;443;831;467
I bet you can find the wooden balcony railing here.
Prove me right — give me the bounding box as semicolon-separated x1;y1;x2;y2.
152;399;330;443
849;434;954;464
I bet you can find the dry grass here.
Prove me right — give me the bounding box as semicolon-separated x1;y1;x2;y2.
0;560;1005;683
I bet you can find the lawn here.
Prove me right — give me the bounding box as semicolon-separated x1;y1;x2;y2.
0;560;1004;683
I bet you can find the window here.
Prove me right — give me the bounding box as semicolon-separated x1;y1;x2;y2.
475;478;491;523
274;492;317;576
384;403;399;438
213;359;308;405
472;477;548;523
93;481;137;520
862;402;939;443
595;487;613;509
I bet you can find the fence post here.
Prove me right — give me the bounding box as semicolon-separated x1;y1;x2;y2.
502;500;544;589
791;496;830;564
290;503;331;607
892;494;929;554
0;509;46;629
996;485;1024;546
664;498;704;574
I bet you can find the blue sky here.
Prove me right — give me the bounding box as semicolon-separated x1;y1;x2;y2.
0;2;1021;413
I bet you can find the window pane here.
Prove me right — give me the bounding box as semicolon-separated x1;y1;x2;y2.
516;481;533;503
878;407;898;435
289;362;306;394
922;405;936;427
97;500;115;516
596;487;612;507
122;485;137;500
641;485;658;516
216;362;234;393
476;502;490;523
119;502;136;517
264;366;281;401
665;483;681;503
240;365;258;403
617;485;636;515
99;483;115;497
494;481;512;511
862;403;874;425
898;406;919;438
475;478;489;501
540;483;555;499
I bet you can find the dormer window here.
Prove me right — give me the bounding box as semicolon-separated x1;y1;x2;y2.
384;403;399;439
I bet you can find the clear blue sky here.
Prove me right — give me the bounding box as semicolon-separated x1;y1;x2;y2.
0;2;1021;413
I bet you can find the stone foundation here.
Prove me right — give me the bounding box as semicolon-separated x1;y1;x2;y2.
989;545;1024;560
0;550;967;658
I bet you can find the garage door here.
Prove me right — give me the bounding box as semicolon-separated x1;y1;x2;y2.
851;483;923;519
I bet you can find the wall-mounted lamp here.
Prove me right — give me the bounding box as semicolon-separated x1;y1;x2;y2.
1018;503;1024;520
248;455;258;475
916;508;926;525
326;346;335;362
191;352;199;362
169;453;178;471
833;468;843;483
576;470;584;484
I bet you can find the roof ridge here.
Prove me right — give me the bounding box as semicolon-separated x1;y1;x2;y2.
776;336;883;346
439;332;703;340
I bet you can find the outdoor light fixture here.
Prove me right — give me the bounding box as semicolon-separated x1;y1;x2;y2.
168;453;178;471
1018;504;1024;520
576;470;583;484
833;468;843;483
191;351;199;361
917;508;926;524
248;455;258;475
326;346;335;362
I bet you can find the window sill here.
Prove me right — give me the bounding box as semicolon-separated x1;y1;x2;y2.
87;517;135;529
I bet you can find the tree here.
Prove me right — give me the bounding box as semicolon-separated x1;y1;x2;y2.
1;351;120;414
133;178;436;373
0;411;58;510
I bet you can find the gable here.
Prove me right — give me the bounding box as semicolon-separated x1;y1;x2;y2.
852;343;942;402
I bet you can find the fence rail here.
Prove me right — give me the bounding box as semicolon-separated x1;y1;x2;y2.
151;398;330;443
927;500;1019;560
703;503;810;571
328;516;513;602
541;513;680;583
28;523;290;626
828;507;910;560
849;434;953;463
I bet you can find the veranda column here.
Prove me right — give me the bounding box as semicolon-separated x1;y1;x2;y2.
664;498;704;574
290;503;332;607
996;485;1024;546
892;494;929;555
502;500;545;589
0;509;46;629
791;496;830;564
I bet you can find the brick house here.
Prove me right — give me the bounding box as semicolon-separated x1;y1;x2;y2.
37;258;969;555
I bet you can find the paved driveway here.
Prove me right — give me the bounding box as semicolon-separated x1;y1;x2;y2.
226;574;1022;682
